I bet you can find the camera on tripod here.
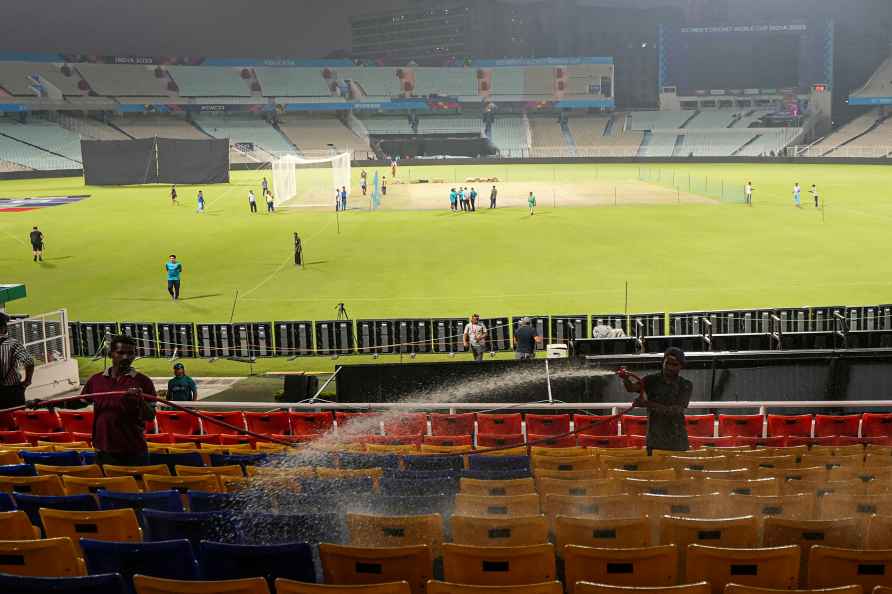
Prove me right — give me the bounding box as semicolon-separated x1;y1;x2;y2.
336;303;349;320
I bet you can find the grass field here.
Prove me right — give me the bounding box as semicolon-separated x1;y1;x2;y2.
2;161;891;376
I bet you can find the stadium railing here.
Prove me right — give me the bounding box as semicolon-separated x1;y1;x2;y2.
788;145;892;158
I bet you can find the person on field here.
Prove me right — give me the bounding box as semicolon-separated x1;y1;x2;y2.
469;187;477;212
170;185;178;206
340;186;348;211
528;191;537;215
793;183;801;208
449;188;458;211
165;255;182;300
361;175;368;196
80;335;156;466
261;177;269;195
248;190;258;213
29;226;43;262
382;177;388;196
745;182;753;206
810;184;819;208
490;185;498;209
196;190;205;213
266;190;275;213
513;317;540;360
622;347;692;454
167;363;197;402
463;313;488;362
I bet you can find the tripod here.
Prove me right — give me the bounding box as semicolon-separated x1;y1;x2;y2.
336;303;349;320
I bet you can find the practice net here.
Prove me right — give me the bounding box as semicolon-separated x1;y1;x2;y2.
272;152;351;207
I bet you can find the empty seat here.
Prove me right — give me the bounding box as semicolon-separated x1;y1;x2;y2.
143;509;227;546
563;544;678;593
0;509;40;539
477;433;526;448
528;434;577;448
144;474;222;493
686;415;717;438
21;450;83;466
575;583;711;594
36;463;103;479
288;412;335;436
132;574;270;594
766;415;813;438
642;493;720;519
703;478;779;497
622;478;703;496
423;436;473;448
276;581;412;594
319;543;431;594
575;414;620;436
477;414;523;435
442;542;555;586
244;412;290;436
177;464;244;478
199;540;316;584
623;416;648;436
0;573;127;593
814;416;861;438
0;537;85;577
451;514;548;546
555;516;651;550
57;411;94;434
427;581;561;594
13;410;62;433
526;414;571;436
201;412;247;436
383;414;427;437
460;477;536;496
532;456;599;473
719;415;765;438
0;463;39;477
863;414;892;438
543;494;632;524
455;493;540;516
346;513;443;557
808;546;892;590
103;464;171;487
728;493;816;520
660;515;759;578
156;411;200;435
40;508;141;553
430;413;475;436
98;490;185;515
82;538;199;584
468;455;530;472
725;584;863;594
62;475;140;495
685;544;801;594
538;477;622;497
14;492;98;527
763;517;862;583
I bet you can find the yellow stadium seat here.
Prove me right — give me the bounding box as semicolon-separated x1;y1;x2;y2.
143;473;222;493
832;467;892;483
537;477;623;497
366;444;418;455
543;494;636;527
757;467;827;483
686;544;801;594
669;456;735;471
0;451;21;465
866;516;892;549
563;544;678;594
249;466;314;478
727;494;816;520
641;493;721;519
602;458;674;472
40;508;141;553
454;493;540;517
34;463;103;478
276;581;412;594
659;515;759;579
0;510;41;539
607;469;677;481
346;513;444;558
820;495;892;520
442;542;556;587
47;442;92;450
531;447;593;458
800;454;863;469
808;546;892;591
876;587;892;594
427;581;561;594
133;574;270;594
459;478;538;496
811;445;864;457
594;448;647;458
62;475;141;495
533;456;600;473
867;482;892;496
865;454;892;467
0;473;65;496
576;582;711;594
725;584;862;594
102;464;171;489
318;543;431;594
420;445;472;456
220;476;254;493
534;469;599;482
450;514;549;546
745;456;800;470
680;469;751;481
762;517;863;584
704;478;779;497
782;480;865;498
0;537;85;577
555;516;651;550
751;446;808;458
622;478;703;496
2;444;53;452
175;465;245;478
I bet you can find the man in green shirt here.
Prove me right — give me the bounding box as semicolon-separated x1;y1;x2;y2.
167;363;197;402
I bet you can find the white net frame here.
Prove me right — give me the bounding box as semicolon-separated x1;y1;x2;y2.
272;152;351;207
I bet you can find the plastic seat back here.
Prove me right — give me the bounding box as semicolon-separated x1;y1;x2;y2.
575;583;711;594
244;412;290;436
13;410;62;433
0;537;85;577
144;473;221;494
0;509;40;539
814;415;861;438
0;573;127;593
685;544;801;594
459;477;536;496
0;463;37;477
719;415;765;438
659;515;759;578
58;411;94;434
574;414;620;436
201;411;247;436
14;492;98;527
555;516;651;550
562;544;677;594
319;543;432;594
132;574;270;594
442;542;555;587
40;507;141;552
454;493;540;516
763;517;862;583
276;581;412;594
82;538;199;584
199;540;315;584
476;413;523;435
468;455;530;472
289;412;334;436
382;414;427;437
808;546;892;591
143;509;227;547
766;415;813;437
450;514;548;547
347;512;444;557
525;414;571;436
63;475;140;495
156;411;200;435
430;413;474;436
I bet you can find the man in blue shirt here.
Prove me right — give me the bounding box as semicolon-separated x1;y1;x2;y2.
165;254;182;300
167;363;197;402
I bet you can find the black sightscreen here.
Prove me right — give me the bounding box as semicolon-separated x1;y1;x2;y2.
81;138;229;186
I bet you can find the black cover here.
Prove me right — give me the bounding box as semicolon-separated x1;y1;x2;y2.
81;138;229;186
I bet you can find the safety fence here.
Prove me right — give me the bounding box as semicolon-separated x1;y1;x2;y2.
638;167;746;203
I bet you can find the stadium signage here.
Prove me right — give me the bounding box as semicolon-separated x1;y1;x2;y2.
680;24;807;34
475;57;613;67
0;104;28;112
113;56;155;65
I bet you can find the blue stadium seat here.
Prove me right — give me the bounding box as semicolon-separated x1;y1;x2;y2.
142;509;228;547
188;492;239;512
0;573;127;594
380;476;459;497
0;463;37;476
273;494;341;515
198;540;316;584
0;493;15;511
20;450;83;466
383;469;460;480
338;453;399;469
402;455;464;473
98;490;185;525
229;512;344;545
82;538;199;591
13;492;98;527
148;452;204;471
467;455;530;472
298;477;374;496
460;469;532;480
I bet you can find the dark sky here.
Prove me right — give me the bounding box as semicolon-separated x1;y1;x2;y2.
0;0;409;58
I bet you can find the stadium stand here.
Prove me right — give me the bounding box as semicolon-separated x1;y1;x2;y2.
731;109;773;128
673;131;758;157
568;116;609;143
805;109;882;156
490;68;526;98
529;116;571;152
524;67;555;96
0;119;82;169
337;67;402;98
638;132;681;157
629;111;695;131
851;55;892;99
253;68;332;97
413;68;477;98
490;115;531;155
111;115;208;140
830;113;892;155
58;114;130;141
419;116;482;134
74;64;171;97
192;114;295;157
0;62;87;96
735;128;802;157
166;66;253;97
360;116;415;135
683;111;738;129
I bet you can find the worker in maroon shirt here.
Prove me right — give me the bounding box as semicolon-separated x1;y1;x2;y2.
81;335;156;466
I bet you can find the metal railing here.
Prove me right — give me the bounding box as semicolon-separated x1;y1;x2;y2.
8;309;70;367
788;145;892;159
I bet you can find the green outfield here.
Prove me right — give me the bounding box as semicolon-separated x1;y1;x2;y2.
1;161;890;376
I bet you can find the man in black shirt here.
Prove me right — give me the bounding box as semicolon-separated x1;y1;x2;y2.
622;347;692;453
29;227;43;262
513;317;540;360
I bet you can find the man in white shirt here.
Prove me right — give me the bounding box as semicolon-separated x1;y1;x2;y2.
248;190;257;213
745;182;753;206
463;313;488;361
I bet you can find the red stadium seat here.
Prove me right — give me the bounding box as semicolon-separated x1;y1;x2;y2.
423;435;473;446
525;414;571;436
200;411;247;436
145;433;175;444
574;414;620;436
0;430;27;444
57;411;94;434
430;413;475;436
289;412;334;436
685;415;716;438
577;435;638;448
383;413;427;437
335;412;380;434
527;433;576;448
171;433;223;445
766;414;813;438
244;411;290;436
24;431;74;445
862;413;892;438
718;414;764;438
621;416;647;436
13;410;62;433
477;413;523;435
477;432;525;448
688;436;737;449
0;411;15;431
814;414;860;438
156;411;200;435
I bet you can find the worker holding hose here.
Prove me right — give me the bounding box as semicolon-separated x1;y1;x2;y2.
620;347;692;454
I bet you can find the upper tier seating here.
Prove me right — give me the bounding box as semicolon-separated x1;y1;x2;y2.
530;117;570;151
253;68;332;97
413;68;477;97
166;66;252;97
638;132;680;157
490;68;525;96
361;117;414;135
337;68;401;98
735;129;801;157
834;115;892;155
75;64;170;96
683;111;737;129
629;111;694;131
851;55;892;99
806;110;881;156
0;119;83;169
0;62;86;96
673;131;757;157
193;115;294;155
490;116;530;155
111;115;208;140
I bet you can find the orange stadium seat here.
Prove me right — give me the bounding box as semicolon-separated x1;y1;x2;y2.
622;416;648;436
156;411;201;435
528;434;577;448
574;414;620;436
477;413;523;435
555;516;651;550
862;414;892;438
277;582;412;594
430;413;475;436
346;513;444;557
243;411;290;436
133;575;270;594
442;543;556;587
575;583;711;594
450;514;549;547
288;412;334;436
13;410;62;433
526;414;571;436
719;415;765;438
319;543;431;594
423;435;473;447
0;510;41;539
808;546;892;591
0;537;86;577
563;544;678;593
57;411;94;434
685;415;716;438
427;581;561;594
766;415;813;438
814;415;861;438
685;544;801;594
383;414;427;437
201;412;247;436
477;433;526;448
